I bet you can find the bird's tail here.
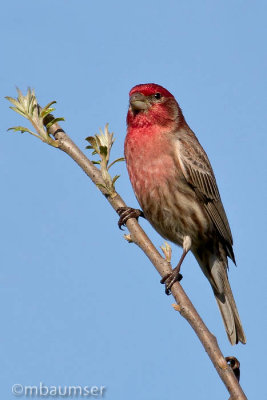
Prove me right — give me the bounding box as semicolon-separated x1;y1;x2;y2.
214;275;246;345
198;255;246;345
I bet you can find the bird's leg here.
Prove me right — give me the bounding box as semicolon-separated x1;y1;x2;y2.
117;207;145;230
161;236;192;295
161;251;187;295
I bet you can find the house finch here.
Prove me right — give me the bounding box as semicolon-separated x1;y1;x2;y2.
119;83;246;345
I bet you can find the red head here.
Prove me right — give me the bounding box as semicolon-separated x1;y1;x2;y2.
127;83;184;129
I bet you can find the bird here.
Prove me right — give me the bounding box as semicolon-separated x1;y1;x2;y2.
117;83;246;345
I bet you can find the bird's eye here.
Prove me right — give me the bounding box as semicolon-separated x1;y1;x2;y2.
154;92;162;100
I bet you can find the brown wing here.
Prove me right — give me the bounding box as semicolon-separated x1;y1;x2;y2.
176;130;235;263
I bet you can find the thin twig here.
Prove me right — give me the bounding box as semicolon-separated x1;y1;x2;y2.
44;119;247;400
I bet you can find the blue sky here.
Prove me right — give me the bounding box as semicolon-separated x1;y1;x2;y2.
1;1;266;399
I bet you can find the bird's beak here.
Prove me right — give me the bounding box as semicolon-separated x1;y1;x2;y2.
129;93;149;112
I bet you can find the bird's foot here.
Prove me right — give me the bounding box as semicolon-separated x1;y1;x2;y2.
225;356;240;382
160;268;183;295
117;207;144;230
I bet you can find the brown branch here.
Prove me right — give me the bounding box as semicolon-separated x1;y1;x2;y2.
45;121;247;400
